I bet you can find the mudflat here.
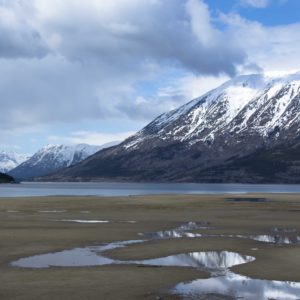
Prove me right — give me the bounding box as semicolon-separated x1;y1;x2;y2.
1;194;300;299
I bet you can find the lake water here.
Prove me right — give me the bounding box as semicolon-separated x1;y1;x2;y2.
2;182;300;197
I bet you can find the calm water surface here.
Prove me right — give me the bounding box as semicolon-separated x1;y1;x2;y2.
2;182;300;197
11;222;300;299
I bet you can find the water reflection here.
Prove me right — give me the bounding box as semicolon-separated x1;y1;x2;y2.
10;222;300;299
273;227;297;233
11;247;253;271
173;272;300;300
11;240;144;268
135;251;254;270
143;222;300;245
59;219;110;224
141;222;211;239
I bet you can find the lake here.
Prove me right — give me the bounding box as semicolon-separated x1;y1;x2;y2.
2;182;300;197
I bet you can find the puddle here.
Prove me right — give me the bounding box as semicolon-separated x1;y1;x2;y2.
251;234;300;245
54;219;136;224
226;197;266;202
39;210;67;213
142;222;300;245
59;219;110;224
11;240;144;268
11;246;253;271
120;220;137;223
141;222;211;239
7;210;19;213
9;221;300;299
135;251;254;270
80;211;91;214
273;227;297;233
173;272;300;300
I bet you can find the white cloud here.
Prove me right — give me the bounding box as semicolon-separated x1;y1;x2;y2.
240;0;270;8
47;131;135;146
221;13;300;73
0;0;247;133
0;0;300;153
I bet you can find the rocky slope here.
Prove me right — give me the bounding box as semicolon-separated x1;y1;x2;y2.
41;72;300;183
9;143;118;180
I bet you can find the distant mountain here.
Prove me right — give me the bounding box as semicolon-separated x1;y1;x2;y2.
0;172;15;183
0;150;29;173
40;72;300;183
9;142;118;180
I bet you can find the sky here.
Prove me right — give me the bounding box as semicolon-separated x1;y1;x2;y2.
0;0;300;154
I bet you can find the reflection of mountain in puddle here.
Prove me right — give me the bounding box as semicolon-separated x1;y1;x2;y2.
142;222;300;245
133;251;254;270
9;222;300;299
140;221;211;239
173;272;300;300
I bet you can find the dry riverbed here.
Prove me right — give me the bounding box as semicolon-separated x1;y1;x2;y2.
0;194;300;299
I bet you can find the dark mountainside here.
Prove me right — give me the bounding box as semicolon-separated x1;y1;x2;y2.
0;172;15;183
39;72;300;183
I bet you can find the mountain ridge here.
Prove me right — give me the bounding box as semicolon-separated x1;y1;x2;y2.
9;142;118;180
39;72;300;183
0;150;30;173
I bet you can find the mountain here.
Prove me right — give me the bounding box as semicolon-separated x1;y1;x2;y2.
0;150;29;173
40;72;300;183
0;172;15;183
9;142;118;180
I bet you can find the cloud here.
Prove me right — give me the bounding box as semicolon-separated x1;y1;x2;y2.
47;130;135;146
222;13;300;72
0;0;299;148
0;0;248;133
240;0;270;8
0;4;49;58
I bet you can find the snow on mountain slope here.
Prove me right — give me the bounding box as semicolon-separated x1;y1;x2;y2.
124;72;300;149
39;71;300;183
9;142;119;180
0;151;30;173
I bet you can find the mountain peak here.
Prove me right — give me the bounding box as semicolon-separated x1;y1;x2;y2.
9;142;119;180
39;70;300;183
0;150;30;173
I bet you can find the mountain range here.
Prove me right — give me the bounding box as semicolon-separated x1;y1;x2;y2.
9;142;118;180
36;72;300;183
0;150;29;173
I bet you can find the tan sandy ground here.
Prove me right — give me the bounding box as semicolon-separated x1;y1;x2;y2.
0;194;300;299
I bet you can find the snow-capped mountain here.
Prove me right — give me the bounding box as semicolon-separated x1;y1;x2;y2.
125;72;300;148
40;72;300;183
0;150;30;173
9;142;118;180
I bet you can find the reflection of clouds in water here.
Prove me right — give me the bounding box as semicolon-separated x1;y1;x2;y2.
11;249;253;271
11;240;144;268
60;219;109;223
173;272;300;300
9;222;300;299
